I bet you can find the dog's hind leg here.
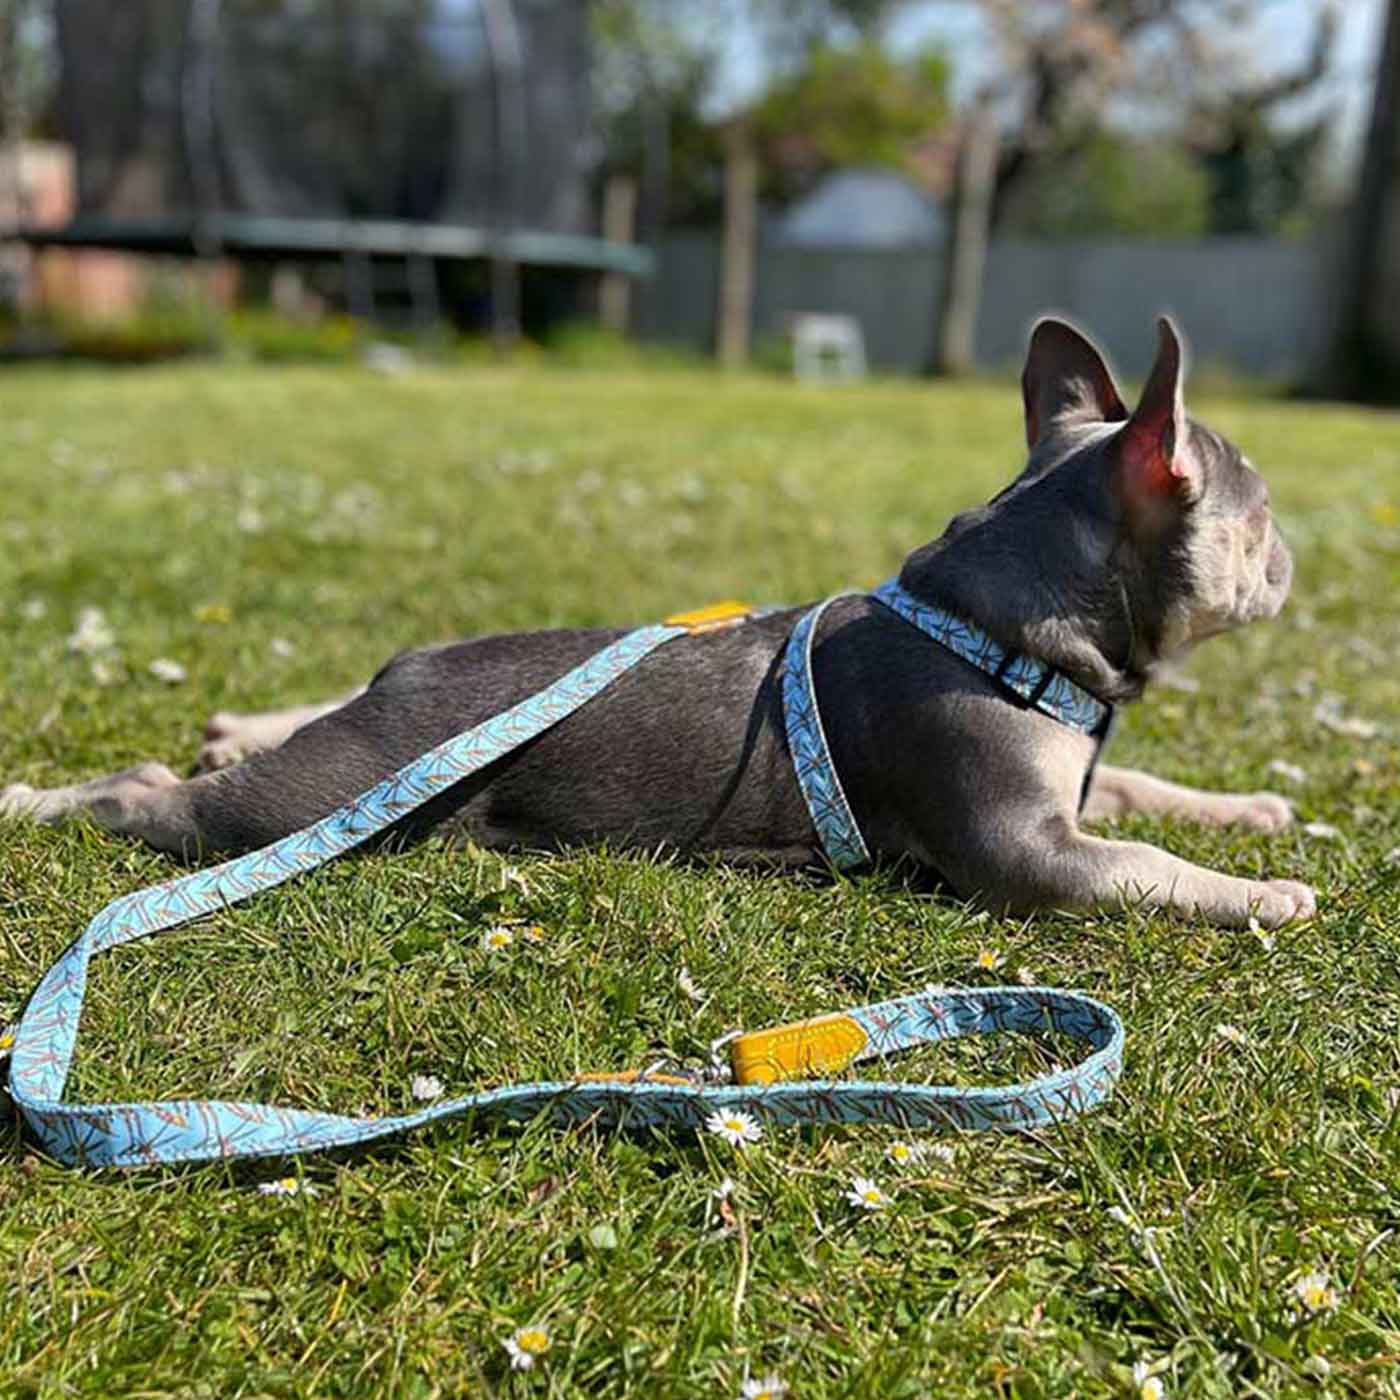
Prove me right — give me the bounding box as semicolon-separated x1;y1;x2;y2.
196;689;365;772
0;762;204;856
1081;765;1293;832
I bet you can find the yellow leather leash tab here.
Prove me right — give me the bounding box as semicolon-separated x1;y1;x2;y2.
663;600;755;634
573;1068;697;1087
729;1012;869;1086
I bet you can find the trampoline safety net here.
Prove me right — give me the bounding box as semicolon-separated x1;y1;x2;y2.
54;0;595;235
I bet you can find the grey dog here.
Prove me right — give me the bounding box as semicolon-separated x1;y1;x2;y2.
2;317;1314;929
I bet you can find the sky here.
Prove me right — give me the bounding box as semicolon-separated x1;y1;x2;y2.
713;0;1388;172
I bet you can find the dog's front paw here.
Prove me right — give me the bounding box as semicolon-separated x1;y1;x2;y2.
1252;878;1316;927
1223;792;1294;833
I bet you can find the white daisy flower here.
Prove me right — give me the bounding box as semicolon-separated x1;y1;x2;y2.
927;1142;956;1166
1291;1270;1339;1317
844;1175;890;1211
503;1323;551;1371
1132;1360;1165;1400
1302;821;1341;841
19;598;46;621
1016;966;1036;985
677;966;706;1003
269;637;296;659
519;923;546;944
67;606;115;655
976;948;1003;971
1312;696;1379;739
1266;759;1307;785
886;1140;925;1167
706;1109;763;1147
147;657;188;684
411;1074;444;1102
257;1176;317;1198
482;925;514;953
1215;1023;1249;1047
740;1375;788;1400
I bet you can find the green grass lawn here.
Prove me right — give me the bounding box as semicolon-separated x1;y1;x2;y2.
0;361;1398;1399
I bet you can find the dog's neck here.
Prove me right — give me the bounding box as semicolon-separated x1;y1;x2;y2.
897;469;1161;705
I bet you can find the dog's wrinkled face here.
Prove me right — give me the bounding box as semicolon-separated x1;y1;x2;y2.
1160;422;1292;655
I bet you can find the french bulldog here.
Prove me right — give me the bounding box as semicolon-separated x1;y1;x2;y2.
1;317;1314;929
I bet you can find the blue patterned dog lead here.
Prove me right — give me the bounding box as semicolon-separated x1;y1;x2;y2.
4;597;1124;1169
781;579;1113;871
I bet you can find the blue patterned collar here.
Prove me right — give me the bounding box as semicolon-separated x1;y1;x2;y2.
870;579;1111;736
782;580;1113;871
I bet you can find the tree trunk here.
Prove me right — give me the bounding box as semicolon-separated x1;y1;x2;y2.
599;172;638;336
1318;0;1400;399
717;120;757;368
935;101;999;377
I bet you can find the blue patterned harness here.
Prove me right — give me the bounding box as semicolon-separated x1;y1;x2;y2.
4;587;1123;1169
782;579;1113;870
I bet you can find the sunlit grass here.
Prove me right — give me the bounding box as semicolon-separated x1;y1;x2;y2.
1;361;1398;1397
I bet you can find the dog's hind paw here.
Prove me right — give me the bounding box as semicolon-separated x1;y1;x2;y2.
1224;792;1294;833
197;711;276;772
196;733;252;772
0;783;38;819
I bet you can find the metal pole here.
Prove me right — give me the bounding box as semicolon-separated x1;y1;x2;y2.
480;0;524;354
182;0;225;337
0;0;25;312
935;96;999;376
716;119;756;368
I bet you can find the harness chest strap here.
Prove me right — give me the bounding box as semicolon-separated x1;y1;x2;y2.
781;579;1114;874
4;592;1123;1170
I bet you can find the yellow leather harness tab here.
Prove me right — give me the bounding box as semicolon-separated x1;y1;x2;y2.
663;600;755;633
729;1012;869;1086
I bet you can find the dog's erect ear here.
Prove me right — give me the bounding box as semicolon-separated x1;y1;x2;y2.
1116;317;1198;512
1021;318;1129;450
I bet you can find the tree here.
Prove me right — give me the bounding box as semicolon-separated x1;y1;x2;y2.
1184;8;1339;235
752;40;951;206
932;0;1341;373
591;0;730;228
978;0;1340;236
996;130;1210;239
592;0;937;227
1321;0;1400;399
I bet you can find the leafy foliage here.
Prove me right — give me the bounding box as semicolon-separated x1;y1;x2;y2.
753;41;951;205
998;131;1211;239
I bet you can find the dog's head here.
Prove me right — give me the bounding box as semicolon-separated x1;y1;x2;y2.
903;317;1292;699
1021;316;1292;650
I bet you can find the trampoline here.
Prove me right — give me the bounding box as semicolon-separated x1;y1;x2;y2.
2;0;652;337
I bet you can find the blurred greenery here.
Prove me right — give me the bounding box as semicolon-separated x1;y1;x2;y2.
999;132;1212;240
